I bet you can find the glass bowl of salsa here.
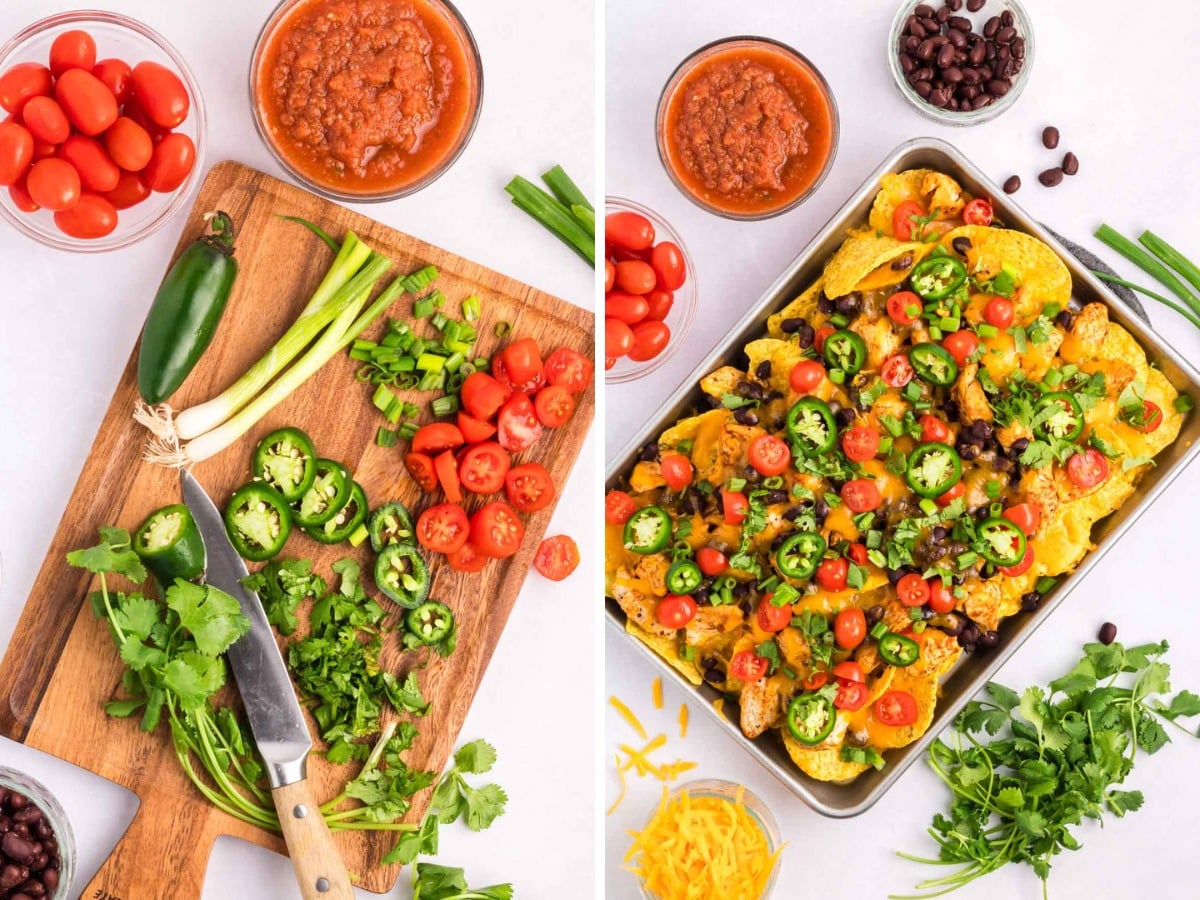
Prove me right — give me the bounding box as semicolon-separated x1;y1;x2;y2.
250;0;483;202
656;37;838;221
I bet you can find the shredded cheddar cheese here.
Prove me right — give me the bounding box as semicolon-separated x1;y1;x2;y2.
610;695;648;740
679;703;689;738
607;754;628;816
653;677;663;710
608;693;699;816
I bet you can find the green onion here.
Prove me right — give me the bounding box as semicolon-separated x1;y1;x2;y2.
413;295;437;318
462;295;481;322
398;421;419;441
1091;272;1200;330
494;321;512;338
1140;230;1200;294
505;175;595;266
376;427;398;448
348;523;370;548
431;395;459;418
985;480;1001;500
1095;224;1200;321
870;622;889;641
1176;394;1194;413
976;323;998;338
541;164;593;213
571;204;595;238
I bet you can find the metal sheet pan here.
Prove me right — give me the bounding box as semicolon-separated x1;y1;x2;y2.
604;136;1200;817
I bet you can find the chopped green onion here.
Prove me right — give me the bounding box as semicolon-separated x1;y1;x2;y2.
1176;394;1194;413
976;323;998;338
376;427;398;448
348;523;370;548
398;421;419;441
494;321;512;338
431;395;459;418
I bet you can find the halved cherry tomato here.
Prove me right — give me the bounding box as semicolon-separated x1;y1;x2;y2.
544;347;592;394
412;422;464;455
847;543;869;566
447;540;488;573
943;330;980;366
1067;448;1109;489
434;450;462;503
935;481;965;507
499;337;545;390
835;680;870;711
534;384;575;427
628;320;670;362
505;462;555;512
405;452;438;492
650;241;686;291
49;29;97;76
54;68;117;136
962;198;993;227
842;426;880;462
999;544;1035;577
8;175;37;212
814;325;836;353
0;122;33;186
835;607;867;649
20;96;69;145
142;132;195;191
535;535;580;581
497;393;543;452
657;593;697;629
789;359;825;394
892;200;925;240
875;690;918;726
470;501;525;559
887;290;923;325
722;489;749;526
802;671;829;691
604;259;615;292
0;63;53;115
457;412;496;444
1130;400;1163;433
897;573;931;607
606;291;649;324
1002;502;1040;537
58;134;119;192
815;557;849;591
882;354;915;387
461;372;511;421
832;660;864;683
748;434;791;475
605;211;654;251
757;599;793;633
605;317;634;358
841;479;881;513
615;259;657;295
927;576;955;614
919;414;951;444
458;442;510;495
54;192;116;239
696;547;727;576
983;295;1014;329
730;650;769;682
105;116;152;172
605;490;636;525
25;157;79;211
660;454;693;491
417;502;470;554
92;58;132;105
130;61;189;128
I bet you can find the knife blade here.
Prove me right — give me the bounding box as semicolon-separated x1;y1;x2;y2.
181;469;353;899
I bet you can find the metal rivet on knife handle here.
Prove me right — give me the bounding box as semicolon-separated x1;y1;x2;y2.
316;878;331;893
294;804;308;819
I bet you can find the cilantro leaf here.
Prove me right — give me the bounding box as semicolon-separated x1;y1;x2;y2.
66;526;147;583
166;581;251;657
455;740;498;775
240;558;326;636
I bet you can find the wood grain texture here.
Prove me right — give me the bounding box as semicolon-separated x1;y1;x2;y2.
271;779;355;899
0;161;595;897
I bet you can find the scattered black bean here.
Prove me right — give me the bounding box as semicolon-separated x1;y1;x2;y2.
983;15;1000;37
834;294;861;316
733;408;758;427
1021;591;1042;612
765;489;789;505
702;668;723;685
834;407;857;428
1099;622;1118;645
992;454;1014;473
931;525;948;543
1001;8;1014;26
817;293;835;314
891;253;915;271
967;0;985;10
1042;125;1060;149
952;236;973;255
1055;309;1075;330
1062;151;1079;176
956;440;981;460
1003;174;1021;194
978;629;1000;649
796;324;815;348
814;497;830;524
866;605;886;626
1039;167;1065;187
755;360;772;379
945;0;963;10
780;316;806;334
1010;437;1030;454
639;441;658;462
782;505;805;521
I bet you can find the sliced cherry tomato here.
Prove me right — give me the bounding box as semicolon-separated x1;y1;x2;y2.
49;29;97;77
1002;502;1040;537
730;650;769;682
534;535;580;581
434;449;462;503
447;540;488;573
1067;448;1109;489
0;122;33;187
722;489;749;526
8;174;38;211
897;573;931;607
417;502;470;554
497;393;543;452
835;608;867;649
606;291;649;324
882;354;915;388
943;330;980;366
644;288;674;321
142;132;195;191
605;490;636;525
841;479;881;513
892;200;925;240
814;325;836;354
927;577;955;614
54;68;118;136
130;61;189;129
605;210;654;251
835;680;870;711
815;557;849;591
802;671;829;691
983;295;1014;329
0;63;53;115
999;544;1035;577
460;372;511;421
543;347;592;394
935;480;965;507
104;116;152;172
757;598;793;633
847;543;869;566
962;198;993;227
614;259;657;295
919;415;951;444
789;359;826;394
605;316;634;358
1130;400;1163;433
405;452;438;492
25;157;79;211
832;660;864;683
534;384;576;427
887;290;923;325
457;412;496;444
650;241;686;291
412;422;465;455
748;434;791;475
20;96;69;145
875;690;918;726
58;133;119;192
696;547;728;576
469;501;525;559
54;192;116;239
505;462;555;512
657;593;697;629
842;426;880;462
660;454;693;491
628;320;671;362
499;338;544;390
604;259;615;292
458;442;510;495
92;58;132;105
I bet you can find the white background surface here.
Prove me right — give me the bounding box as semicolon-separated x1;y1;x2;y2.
606;1;1200;898
0;0;596;897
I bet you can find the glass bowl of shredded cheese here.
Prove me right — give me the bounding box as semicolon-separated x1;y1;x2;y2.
628;779;783;899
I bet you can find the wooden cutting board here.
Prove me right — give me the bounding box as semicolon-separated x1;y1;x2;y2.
0;161;595;898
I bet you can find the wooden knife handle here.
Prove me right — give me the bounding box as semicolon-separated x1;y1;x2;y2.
270;779;355;899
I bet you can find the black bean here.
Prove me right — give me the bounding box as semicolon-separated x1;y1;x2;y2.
978;629;1000;649
960;84;979;100
814;497;829;524
995;25;1015;42
1021;591;1042;612
1012;36;1026;58
886;566;911;586
1038;167;1064;187
951;236;973;256
914;80;933;98
755;360;772;380
972;93;993;110
915;3;936;14
834;407;856;428
1001;9;1014;26
944;65;965;83
1010;437;1030;454
967;0;985;10
1041;125;1060;149
1053;309;1074;331
926;543;950;562
765;489;788;505
42;868;59;892
780;316;806;334
905;14;926;37
1003;175;1021;194
702;668;723;685
945;0;963;10
968;41;987;64
891;253;915;270
866;605;886;626
782;505;804;521
948;15;971;31
1062;152;1079;176
983;15;1000;36
987;79;1010;96
1099;622;1118;645
692;585;710;603
680;492;703;515
834;294;861;316
940;616;964;636
937;43;957;67
1;834;36;866
929;87;952;108
796;324;815;348
931;525;948;543
703;394;721;410
0;865;26;891
956;440;981;460
947;28;967;49
969;420;993;442
904;34;922;52
992;454;1014;473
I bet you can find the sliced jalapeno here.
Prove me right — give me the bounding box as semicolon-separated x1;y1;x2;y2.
878;632;921;667
292;459;351;528
1034;392;1083;441
909;343;959;386
787;691;837;745
252;426;317;502
406;601;454;645
224;482;292;562
821;330;867;375
374;543;430;609
623;506;672;555
910;255;967;300
786;398;837;458
133;503;205;584
666;559;703;594
302;481;367;545
368;501;415;552
775;531;827;580
976;516;1027;567
905;442;962;498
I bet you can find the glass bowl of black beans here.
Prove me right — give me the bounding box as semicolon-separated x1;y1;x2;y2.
0;768;74;899
889;0;1034;125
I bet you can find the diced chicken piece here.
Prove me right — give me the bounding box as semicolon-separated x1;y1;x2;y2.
740;677;788;739
700;365;745;398
955;363;993;423
1089;359;1138;399
631;554;670;596
612;572;673;637
1018;465;1061;524
850;314;903;370
908;629;961;678
922;172;965;219
996;420;1033;451
1059;302;1109;363
964;580;1003;631
695;422;761;484
777;627;812;669
685;605;745;649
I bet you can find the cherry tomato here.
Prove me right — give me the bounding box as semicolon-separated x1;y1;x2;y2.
49;29;97;77
730;650;769;682
927;577;955;614
841;478;881;513
20;96;69;145
457;442;510;495
887;290;923;325
835;608;867;649
962;198;993;226
650;241;686;290
92;58;132;105
534;535;580;581
469;501;525;559
499;338;544;389
875;690;918;726
54;192;116;239
130;61;189;128
757;598;793;633
882;354;915;388
543;347;592;394
983;295;1014;329
497;393;543;452
605;357;615;371
842;426;880;462
605;210;654;251
644;288;674;321
834;679;869;711
789;359;826;394
447;540;488;573
815;557;849;591
614;259;657;295
605;291;649;324
434;449;463;503
457;412;496;444
919;414;951;444
722;489;749;526
660;454;693;491
1067;448;1109;489
628;320;671;362
123;98;168;143
0;122;33;186
892;200;925;240
1003;502;1041;537
943;330;980;366
460;372;511;421
54;68;118;136
748;434;791;476
935;480;965;507
897;573;931;607
105;116;152;172
832;660;864;683
657;594;697;629
604;259;615;292
605;490;636;525
142;132;195;192
0;63;53;115
25;157;80;211
1130;400;1163;433
814;325;836;353
505;462;556;512
696;547;728;576
405;452;438;492
802;671;829;691
58;134;120;192
999;544;1035;577
417;502;471;555
8;174;38;211
605;316;634;358
534;384;575;427
412;422;465;455
847;543;869;566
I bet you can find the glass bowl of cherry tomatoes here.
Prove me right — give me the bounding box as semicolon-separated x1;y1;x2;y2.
605;197;697;384
0;11;205;252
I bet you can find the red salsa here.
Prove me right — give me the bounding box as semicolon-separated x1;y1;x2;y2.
661;42;835;217
255;0;478;195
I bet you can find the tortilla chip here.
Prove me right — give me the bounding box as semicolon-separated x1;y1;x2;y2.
940;225;1072;319
909;628;962;679
658;408;729;449
625;619;703;686
767;278;825;338
745;338;808;395
629;460;665;492
782;731;869;783
699;365;745;398
869;169;935;233
824;230;925;299
852;242;936;292
869;668;938;750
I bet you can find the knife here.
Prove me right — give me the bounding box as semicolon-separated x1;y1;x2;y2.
182;469;354;899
